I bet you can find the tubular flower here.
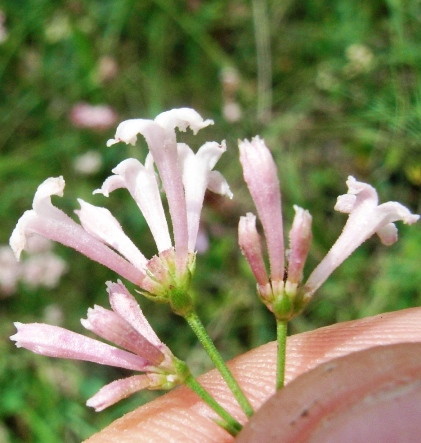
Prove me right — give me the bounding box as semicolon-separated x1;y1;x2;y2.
10;281;188;411
10;108;232;305
303;176;420;300
238;137;312;320
9;177;144;285
106;108;232;271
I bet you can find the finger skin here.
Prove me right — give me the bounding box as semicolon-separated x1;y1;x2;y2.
237;342;421;442
84;307;421;443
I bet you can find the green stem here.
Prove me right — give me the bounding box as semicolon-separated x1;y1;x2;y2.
276;319;288;390
185;374;242;436
185;310;254;417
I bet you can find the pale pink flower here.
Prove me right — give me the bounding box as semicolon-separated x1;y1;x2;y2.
73;150;102;175
0;237;67;296
238;213;268;287
222;101;242;123
10;281;185;411
21;252;68;289
0;10;8;44
9;176;145;286
238;137;312;319
105;108;232;274
303;176;419;299
25;235;53;254
239;136;285;282
0;246;20;296
69;103;118;131
96;56;118;83
10;109;231;302
286;206;312;287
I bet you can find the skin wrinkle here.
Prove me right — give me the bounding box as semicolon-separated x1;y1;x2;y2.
85;307;421;443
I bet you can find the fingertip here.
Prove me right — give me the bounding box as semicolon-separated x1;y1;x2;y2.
237;342;421;443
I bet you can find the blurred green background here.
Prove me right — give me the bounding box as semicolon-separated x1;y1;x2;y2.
1;0;420;441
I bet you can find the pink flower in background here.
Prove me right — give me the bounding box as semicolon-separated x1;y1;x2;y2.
73;150;102;175
303;176;420;299
0;9;8;44
10;281;185;411
69;103;118;131
96;56;119;83
0;236;67;297
0;246;20;296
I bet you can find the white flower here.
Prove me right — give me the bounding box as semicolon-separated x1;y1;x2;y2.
304;176;420;298
105;108;231;271
10;177;145;286
10;109;232;302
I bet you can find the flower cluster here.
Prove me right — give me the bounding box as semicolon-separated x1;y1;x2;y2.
11;281;188;411
238;137;312;320
9;108;232;412
238;137;419;320
8;108;419;418
10;108;232;312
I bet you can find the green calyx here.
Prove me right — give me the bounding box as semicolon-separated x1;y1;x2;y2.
137;249;196;309
169;288;194;316
258;280;307;321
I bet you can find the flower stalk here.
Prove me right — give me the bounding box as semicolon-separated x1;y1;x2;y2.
276;319;288;390
184;310;254;418
184;374;242;436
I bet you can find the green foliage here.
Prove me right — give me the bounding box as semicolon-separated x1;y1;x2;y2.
0;0;420;440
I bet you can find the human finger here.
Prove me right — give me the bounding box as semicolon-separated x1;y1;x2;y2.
85;307;421;443
237;342;421;442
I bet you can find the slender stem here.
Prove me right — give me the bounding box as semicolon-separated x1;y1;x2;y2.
276;319;288;390
184;374;242;436
185;310;254;417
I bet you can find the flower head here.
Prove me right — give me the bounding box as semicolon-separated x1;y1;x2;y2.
106;108;231;266
303;176;420;299
10;109;232;309
238;137;312;320
10;281;187;411
239;142;419;318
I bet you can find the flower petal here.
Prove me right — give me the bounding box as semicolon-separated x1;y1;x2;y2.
239;137;285;281
108;116;189;262
95;157;172;253
154;107;213;134
81;303;164;366
11;322;149;371
207;170;233;199
304;176;420;298
9;177;145;285
76;199;148;271
238;213;268;286
107;281;163;348
376;223;398;246
286;206;312;285
178;141;231;250
86;375;151;411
